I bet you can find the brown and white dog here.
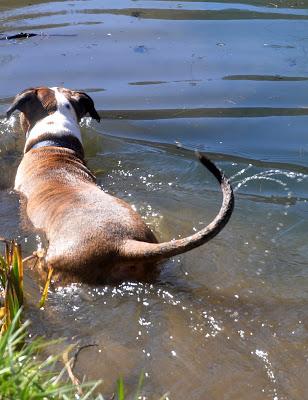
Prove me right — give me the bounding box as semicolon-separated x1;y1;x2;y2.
7;87;234;284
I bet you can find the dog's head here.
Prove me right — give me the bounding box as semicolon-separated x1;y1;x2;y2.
6;87;100;134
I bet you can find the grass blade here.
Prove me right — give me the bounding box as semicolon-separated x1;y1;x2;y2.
0;241;24;334
134;371;145;400
39;266;54;308
117;377;125;400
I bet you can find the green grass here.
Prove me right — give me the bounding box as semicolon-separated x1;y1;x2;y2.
0;240;169;400
0;310;102;400
0;240;102;399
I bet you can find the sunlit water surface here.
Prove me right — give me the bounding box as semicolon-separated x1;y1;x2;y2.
0;1;307;399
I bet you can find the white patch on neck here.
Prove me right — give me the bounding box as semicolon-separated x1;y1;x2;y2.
25;87;82;152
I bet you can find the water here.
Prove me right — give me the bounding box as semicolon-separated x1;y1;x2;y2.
0;1;307;399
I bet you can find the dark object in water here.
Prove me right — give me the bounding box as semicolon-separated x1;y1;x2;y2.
0;32;38;40
0;32;77;41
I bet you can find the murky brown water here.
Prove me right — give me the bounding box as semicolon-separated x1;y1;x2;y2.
0;1;307;399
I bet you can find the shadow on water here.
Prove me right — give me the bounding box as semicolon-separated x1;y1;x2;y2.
0;0;308;399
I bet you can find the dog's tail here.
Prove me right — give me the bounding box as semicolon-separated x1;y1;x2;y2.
120;152;234;263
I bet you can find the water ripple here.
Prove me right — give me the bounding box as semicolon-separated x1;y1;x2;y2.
233;169;308;192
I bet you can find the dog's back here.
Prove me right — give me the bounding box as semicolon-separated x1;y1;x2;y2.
8;86;234;284
17;146;158;283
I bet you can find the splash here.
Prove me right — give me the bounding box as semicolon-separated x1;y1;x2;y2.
80;116;93;128
0;115;23;155
0;115;17;133
229;163;253;181
231;164;308;228
55;283;82;296
233;168;307;192
255;349;279;400
54;282;224;340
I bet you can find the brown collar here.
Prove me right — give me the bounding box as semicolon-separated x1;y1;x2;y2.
25;134;85;159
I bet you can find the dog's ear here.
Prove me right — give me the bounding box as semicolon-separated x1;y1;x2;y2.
6;88;52;134
70;91;101;122
6;89;38;119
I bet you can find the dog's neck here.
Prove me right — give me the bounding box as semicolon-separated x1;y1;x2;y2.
25;133;85;159
24;87;83;154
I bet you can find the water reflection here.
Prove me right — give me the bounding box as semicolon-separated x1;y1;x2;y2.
0;0;307;398
0;110;307;397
